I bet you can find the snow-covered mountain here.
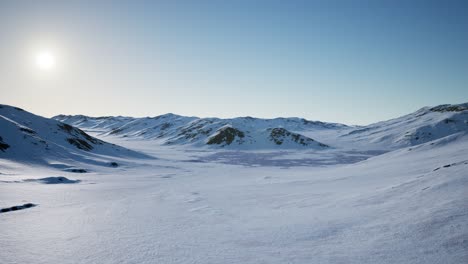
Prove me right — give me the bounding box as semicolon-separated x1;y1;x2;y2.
55;102;468;150
3;114;468;264
0;105;149;167
54;114;345;149
339;103;468;150
2;103;468;264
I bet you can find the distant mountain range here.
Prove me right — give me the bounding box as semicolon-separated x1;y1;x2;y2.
54;103;468;150
1;102;467;169
53;113;348;149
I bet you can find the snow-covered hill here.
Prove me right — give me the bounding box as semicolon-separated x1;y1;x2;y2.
1;123;467;264
339;103;468;150
2;103;468;264
0;105;149;167
55;102;468;151
54;114;344;149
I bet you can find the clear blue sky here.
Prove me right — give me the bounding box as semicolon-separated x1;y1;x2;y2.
0;0;467;125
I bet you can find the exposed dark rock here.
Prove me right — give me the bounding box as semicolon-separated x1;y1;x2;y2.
0;203;37;214
268;128;328;147
207;127;245;145
160;123;172;130
430;104;468;112
269;128;290;145
58;123;105;151
67;138;93;151
58;123;102;145
58;123;74;133
0;136;10;152
444;119;456;124
19;127;36;134
110;128;124;135
65;168;88;173
177;120;214;140
24;176;80;184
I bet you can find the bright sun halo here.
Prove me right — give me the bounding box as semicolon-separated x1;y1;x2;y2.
35;51;55;70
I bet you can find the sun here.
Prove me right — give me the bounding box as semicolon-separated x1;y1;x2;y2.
35;51;55;70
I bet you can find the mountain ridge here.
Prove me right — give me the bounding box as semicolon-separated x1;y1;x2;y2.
54;113;341;149
54;102;468;150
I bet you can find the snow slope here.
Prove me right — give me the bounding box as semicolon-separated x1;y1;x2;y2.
339;103;468;150
1;103;467;263
55;103;468;151
54;114;343;149
0;130;466;264
0;105;150;168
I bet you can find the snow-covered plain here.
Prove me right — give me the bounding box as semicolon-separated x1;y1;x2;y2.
1;103;468;264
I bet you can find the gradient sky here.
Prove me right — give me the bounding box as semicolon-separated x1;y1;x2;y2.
1;0;467;125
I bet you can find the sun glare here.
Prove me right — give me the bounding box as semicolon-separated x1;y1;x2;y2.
35;51;55;70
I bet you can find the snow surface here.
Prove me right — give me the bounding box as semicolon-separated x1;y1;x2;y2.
1;103;468;264
55;103;468;151
54;113;344;149
0;104;151;169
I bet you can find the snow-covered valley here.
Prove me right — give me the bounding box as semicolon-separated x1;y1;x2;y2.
1;103;467;263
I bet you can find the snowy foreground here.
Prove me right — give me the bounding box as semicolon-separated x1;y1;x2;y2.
1;105;468;263
1;135;467;263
